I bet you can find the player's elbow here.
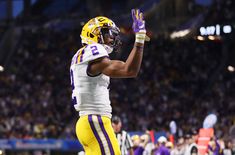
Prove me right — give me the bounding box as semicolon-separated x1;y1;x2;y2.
131;72;139;78
126;70;139;78
123;65;140;78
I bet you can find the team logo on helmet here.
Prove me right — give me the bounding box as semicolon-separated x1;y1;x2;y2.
80;16;121;53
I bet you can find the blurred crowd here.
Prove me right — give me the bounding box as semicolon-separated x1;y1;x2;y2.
0;27;79;139
128;130;235;155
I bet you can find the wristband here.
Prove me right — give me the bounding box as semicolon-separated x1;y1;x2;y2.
135;33;146;44
134;45;144;49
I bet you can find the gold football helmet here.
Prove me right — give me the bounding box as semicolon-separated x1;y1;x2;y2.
80;16;121;52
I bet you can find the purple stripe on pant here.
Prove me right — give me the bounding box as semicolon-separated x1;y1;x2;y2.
97;115;115;155
88;115;105;155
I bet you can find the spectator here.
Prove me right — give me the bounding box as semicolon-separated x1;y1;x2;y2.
131;134;150;155
184;131;198;155
171;137;186;155
154;136;170;155
208;137;223;155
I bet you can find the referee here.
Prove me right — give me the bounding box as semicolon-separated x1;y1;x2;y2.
112;116;134;155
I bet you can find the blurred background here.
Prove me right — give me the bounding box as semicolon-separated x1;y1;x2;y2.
0;0;234;155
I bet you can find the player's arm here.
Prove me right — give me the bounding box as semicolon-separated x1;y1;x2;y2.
89;42;143;78
89;9;147;78
128;148;134;155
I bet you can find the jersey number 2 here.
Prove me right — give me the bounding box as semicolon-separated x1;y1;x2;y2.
70;69;77;105
91;46;99;55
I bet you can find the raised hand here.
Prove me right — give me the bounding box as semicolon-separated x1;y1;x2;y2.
131;9;146;33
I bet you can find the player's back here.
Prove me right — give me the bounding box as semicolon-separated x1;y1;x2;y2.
70;43;112;118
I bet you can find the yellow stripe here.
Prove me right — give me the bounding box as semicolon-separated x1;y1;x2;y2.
136;37;145;40
101;116;121;155
135;10;139;20
93;116;110;155
77;46;86;63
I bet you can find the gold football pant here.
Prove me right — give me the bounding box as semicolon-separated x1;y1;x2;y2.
76;115;121;155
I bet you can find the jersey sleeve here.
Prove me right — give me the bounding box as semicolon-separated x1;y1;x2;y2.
80;43;109;63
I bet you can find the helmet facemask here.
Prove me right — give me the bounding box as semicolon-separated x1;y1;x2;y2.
99;27;122;53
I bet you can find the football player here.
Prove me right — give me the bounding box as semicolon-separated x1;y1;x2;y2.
70;9;148;155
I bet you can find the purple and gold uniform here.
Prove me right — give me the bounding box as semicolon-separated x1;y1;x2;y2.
70;43;121;155
70;8;147;154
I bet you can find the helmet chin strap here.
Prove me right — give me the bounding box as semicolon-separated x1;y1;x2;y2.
102;44;113;54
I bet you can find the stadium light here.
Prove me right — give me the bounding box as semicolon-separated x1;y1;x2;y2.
0;65;4;72
223;25;232;34
0;150;3;155
228;65;235;72
197;36;204;41
80;21;85;26
208;35;215;40
170;29;190;39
